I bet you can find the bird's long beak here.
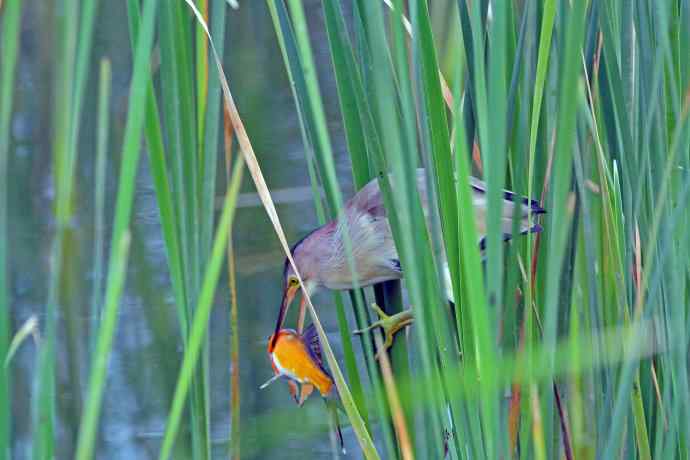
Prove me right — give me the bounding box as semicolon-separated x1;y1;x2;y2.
271;285;297;350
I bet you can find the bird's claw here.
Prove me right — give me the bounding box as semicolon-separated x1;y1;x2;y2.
353;303;414;359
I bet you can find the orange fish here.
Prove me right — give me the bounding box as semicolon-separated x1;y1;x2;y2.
261;325;344;451
262;325;334;405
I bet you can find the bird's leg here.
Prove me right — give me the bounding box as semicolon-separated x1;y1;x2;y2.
297;295;307;334
353;303;414;359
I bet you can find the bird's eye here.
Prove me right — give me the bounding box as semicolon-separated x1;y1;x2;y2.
288;277;299;287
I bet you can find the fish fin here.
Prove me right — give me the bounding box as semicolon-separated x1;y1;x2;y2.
303;324;321;361
299;383;314;406
287;380;299;405
259;374;281;390
303;324;331;377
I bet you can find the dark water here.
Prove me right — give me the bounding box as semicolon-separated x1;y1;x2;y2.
9;2;365;458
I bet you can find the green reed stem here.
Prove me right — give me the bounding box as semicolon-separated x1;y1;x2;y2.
74;0;158;457
158;157;244;460
89;59;111;357
0;0;23;456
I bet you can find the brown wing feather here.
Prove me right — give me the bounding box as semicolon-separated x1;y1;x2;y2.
347;170;429;219
346;169;543;248
346;178;387;218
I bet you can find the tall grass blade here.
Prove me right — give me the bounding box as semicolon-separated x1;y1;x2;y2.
195;0;209;157
74;0;159;457
159;157;244;460
510;0;556;451
275;0;397;453
0;0;23;455
222;106;241;460
63;0;100;223
267;0;371;430
89;59;111;357
320;0;370;188
359;1;452;455
200;0;228;263
75;232;132;460
181;2;379;455
538;2;587;456
125;0;188;340
284;0;344;211
33;0;82;454
411;0;460;308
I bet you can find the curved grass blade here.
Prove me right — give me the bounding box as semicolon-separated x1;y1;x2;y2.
4;316;38;368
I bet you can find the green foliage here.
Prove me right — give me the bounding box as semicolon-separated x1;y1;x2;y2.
159;157;245;460
75;0;159;457
2;0;689;459
0;0;23;456
268;0;690;458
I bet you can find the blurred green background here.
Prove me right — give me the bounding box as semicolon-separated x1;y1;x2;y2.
6;1;371;457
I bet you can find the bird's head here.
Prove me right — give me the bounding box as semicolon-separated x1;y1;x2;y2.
271;230;321;349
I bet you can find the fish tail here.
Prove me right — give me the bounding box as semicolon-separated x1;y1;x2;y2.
326;398;346;454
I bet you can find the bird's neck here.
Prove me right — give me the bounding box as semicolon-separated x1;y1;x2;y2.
305;221;339;280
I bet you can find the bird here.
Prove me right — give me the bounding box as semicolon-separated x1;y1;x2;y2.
271;168;545;351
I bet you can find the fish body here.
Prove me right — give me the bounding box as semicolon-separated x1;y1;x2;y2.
263;326;345;452
266;326;334;404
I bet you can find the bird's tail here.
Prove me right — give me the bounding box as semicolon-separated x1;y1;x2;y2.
501;189;546;215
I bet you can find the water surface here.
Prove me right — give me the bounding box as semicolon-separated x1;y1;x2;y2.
9;2;367;458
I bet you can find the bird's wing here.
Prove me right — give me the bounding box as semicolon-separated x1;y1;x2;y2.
415;169;544;242
346;177;387;218
347;169;431;220
346;169;544;254
342;178;402;281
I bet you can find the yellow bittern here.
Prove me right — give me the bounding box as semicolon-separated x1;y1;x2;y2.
272;168;545;349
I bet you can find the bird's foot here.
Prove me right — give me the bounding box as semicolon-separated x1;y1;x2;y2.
353;303;414;359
